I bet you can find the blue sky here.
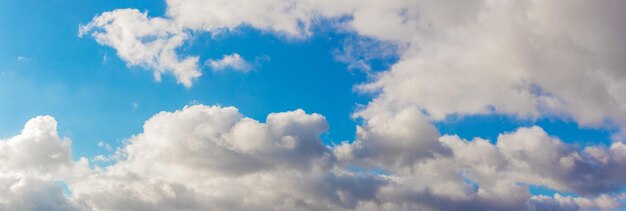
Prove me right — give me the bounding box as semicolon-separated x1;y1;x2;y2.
1;0;376;158
2;1;626;210
0;0;613;159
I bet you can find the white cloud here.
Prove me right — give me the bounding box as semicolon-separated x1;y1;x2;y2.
79;9;200;88
52;0;626;210
0;116;72;176
333;36;398;73
0;116;78;210
2;106;625;210
67;105;384;210
206;53;253;73
354;0;626;130
81;0;626;133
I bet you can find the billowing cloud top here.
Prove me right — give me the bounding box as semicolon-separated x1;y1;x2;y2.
4;0;626;210
2;105;626;210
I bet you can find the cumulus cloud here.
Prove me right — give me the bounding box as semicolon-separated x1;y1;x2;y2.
79;0;351;87
0;116;78;210
355;0;626;130
206;53;253;73
0;116;72;176
337;123;626;210
65;105;387;210
48;0;626;210
2;106;626;210
81;0;626;132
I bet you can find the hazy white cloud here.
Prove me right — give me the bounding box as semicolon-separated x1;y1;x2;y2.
530;193;624;211
16;56;31;63
101;52;109;64
97;141;112;151
206;53;253;73
333;36;398;73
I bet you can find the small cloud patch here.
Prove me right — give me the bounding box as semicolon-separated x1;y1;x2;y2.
206;53;253;73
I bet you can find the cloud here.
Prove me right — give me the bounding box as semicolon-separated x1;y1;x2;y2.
66;105;385;210
80;0;626;133
354;0;626;130
79;9;199;88
2;106;626;210
16;56;31;63
334;95;626;209
79;0;349;87
56;0;626;210
333;36;398;73
206;53;253;73
0;116;78;210
0;177;77;211
0;116;72;175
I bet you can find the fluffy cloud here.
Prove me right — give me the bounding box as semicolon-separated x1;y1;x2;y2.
356;0;626;129
79;0;350;87
79;9;199;87
0;116;72;176
335;99;446;169
57;0;626;210
66;105;386;211
2;106;625;210
331;98;626;209
206;53;253;73
81;0;626;131
0;116;77;210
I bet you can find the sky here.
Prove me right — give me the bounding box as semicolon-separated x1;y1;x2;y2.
0;0;377;157
1;0;626;210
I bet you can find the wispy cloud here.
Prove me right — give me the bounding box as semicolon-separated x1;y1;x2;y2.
206;53;253;73
16;56;31;63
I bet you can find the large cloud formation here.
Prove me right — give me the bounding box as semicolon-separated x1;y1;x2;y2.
3;105;626;210
5;0;622;210
79;0;626;129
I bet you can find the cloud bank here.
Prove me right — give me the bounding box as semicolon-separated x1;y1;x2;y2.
11;0;625;210
2;105;626;210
